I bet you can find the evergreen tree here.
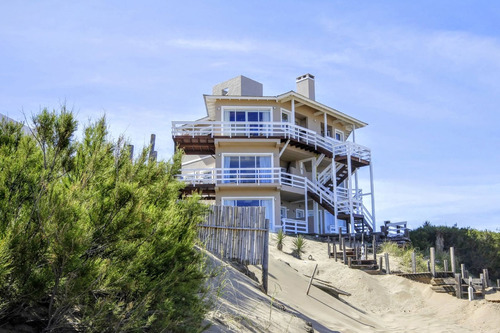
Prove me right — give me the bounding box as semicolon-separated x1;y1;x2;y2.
0;108;210;332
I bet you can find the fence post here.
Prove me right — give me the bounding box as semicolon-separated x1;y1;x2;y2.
411;251;416;274
450;247;456;273
430;247;436;277
342;238;347;264
455;273;463;299
379;256;383;272
384;253;390;274
339;227;343;250
444;259;448;272
306;264;318;295
327;237;331;259
372;234;377;261
262;219;269;294
483;269;489;288
461;264;466;279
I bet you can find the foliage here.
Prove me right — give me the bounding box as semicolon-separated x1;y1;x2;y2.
0;108;210;332
275;229;286;251
292;235;307;259
379;242;427;273
410;223;500;280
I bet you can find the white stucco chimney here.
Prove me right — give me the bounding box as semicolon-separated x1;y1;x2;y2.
296;73;315;100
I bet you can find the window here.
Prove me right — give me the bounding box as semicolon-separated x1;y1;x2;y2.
296;209;305;219
280;207;287;219
222;154;272;183
335;129;344;142
281;109;291;123
223;198;274;230
223;107;272;136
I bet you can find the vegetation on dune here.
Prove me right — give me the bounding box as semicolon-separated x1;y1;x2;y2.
410;222;500;280
275;229;286;251
292;235;307;259
0;108;211;332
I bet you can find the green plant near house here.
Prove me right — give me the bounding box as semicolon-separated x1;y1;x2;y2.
275;229;286;251
292;235;307;259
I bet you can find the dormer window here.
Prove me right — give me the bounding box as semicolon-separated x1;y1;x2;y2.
222;88;229;96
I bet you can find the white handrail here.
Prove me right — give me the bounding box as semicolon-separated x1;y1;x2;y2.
172;121;371;161
179;167;366;219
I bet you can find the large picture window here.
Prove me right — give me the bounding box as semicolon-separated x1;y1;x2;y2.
223;197;274;229
222;154;272;183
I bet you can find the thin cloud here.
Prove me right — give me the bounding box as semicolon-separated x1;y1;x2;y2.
168;38;255;52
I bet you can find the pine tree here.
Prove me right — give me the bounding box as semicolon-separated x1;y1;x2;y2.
0;108;210;332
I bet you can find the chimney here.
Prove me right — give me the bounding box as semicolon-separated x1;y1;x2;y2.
296;73;315;100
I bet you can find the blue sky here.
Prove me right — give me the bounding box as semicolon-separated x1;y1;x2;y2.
1;1;499;230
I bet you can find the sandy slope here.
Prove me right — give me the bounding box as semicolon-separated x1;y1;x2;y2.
205;235;500;332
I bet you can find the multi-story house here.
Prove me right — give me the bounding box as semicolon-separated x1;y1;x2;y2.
172;74;375;235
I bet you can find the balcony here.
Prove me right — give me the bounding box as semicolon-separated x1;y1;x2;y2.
172;121;371;163
178;167;364;216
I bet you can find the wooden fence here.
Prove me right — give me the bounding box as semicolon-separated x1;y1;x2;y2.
198;206;269;266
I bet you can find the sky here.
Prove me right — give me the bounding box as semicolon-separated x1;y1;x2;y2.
1;1;499;231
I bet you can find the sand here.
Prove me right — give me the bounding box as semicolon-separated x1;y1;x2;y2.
205;235;500;332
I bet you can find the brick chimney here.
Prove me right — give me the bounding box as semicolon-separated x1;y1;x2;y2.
296;73;315;100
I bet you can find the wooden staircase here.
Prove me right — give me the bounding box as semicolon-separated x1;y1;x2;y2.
329;245;379;274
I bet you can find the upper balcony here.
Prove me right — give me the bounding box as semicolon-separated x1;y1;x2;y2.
172;121;371;163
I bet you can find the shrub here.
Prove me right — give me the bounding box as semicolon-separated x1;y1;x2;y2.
0;108;210;332
292;235;307;259
275;229;286;251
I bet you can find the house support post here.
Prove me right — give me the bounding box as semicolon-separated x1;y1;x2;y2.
347;147;354;235
369;162;376;232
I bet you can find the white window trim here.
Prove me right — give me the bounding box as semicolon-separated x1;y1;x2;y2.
335;129;345;142
221;106;274;122
296;209;305;219
280;108;291;123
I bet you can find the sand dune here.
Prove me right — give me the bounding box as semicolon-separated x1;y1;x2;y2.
205;235;500;332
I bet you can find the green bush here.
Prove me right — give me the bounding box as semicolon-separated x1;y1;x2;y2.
410;223;500;279
0;108;210;332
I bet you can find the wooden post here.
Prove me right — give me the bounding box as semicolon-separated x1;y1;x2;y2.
364;243;368;260
411;251;416;274
430;247;436;277
306;264;318;295
372;235;376;261
384;253;390;274
378;256;383;272
355;245;359;260
327;237;331;259
262;219;269;294
334;241;338;262
342;239;347;264
497;279;500;288
338;227;343;250
455;273;463;299
348;234;352;248
480;273;485;293
444;259;449;272
348;257;352;268
483;269;489;288
461;264;466;279
450;247;456;273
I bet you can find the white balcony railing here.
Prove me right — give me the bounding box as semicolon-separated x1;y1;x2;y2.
172;121;371;162
179;167;363;216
